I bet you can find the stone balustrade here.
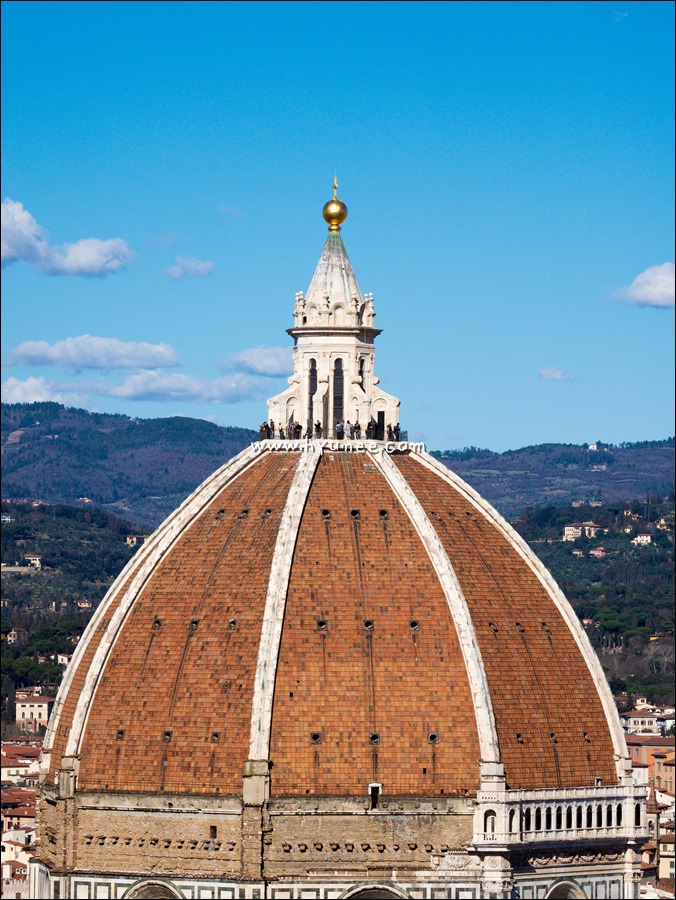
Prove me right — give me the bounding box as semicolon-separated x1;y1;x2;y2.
474;782;649;846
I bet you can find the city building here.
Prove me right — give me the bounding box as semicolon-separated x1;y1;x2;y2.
32;190;647;900
653;753;676;796
6;628;27;646
1;744;42;785
626;736;676;783
623;711;662;735
631;534;652;547
15;696;54;733
657;832;675;885
1;786;36;831
562;523;603;541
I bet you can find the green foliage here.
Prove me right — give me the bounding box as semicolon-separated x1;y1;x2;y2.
1;498;135;700
521;498;675;704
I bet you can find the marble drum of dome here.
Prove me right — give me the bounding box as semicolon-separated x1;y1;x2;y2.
31;187;648;900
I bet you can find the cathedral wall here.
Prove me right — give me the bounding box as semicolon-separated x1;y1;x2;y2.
72;794;242;877
35;789;63;870
264;806;474;878
33;790;640;899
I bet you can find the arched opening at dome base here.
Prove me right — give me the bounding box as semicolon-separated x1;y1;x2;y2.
342;887;409;900
545;881;588;899
122;881;182;899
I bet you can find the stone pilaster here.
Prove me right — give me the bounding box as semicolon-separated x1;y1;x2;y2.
241;760;270;880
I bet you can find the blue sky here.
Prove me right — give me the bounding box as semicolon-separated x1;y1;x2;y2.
2;0;674;451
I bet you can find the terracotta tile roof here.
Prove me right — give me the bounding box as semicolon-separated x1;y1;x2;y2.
47;449;622;798
1;787;35;804
78;453;296;794
626;735;675;746
1;745;42;760
394;454;617;789
3;805;35;817
269;452;480;796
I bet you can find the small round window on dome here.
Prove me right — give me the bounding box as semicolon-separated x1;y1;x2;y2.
316;619;328;632
409;619;420;632
152;617;162;630
211;732;220;743
262;508;272;519
227;618;238;631
321;509;331;519
428;732;439;744
310;732;322;744
350;508;361;519
363;620;374;632
238;509;249;519
162;730;173;743
379;509;389;520
369;733;380;745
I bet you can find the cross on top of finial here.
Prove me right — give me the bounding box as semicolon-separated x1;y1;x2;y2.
333;176;338;199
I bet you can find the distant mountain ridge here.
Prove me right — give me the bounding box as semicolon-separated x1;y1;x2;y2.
1;402;674;527
1;403;255;526
433;439;675;517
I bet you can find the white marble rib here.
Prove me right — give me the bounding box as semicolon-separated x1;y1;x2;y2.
413;449;630;778
370;448;501;766
248;445;322;761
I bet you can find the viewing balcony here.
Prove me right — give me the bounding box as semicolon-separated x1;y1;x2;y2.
473;782;649;848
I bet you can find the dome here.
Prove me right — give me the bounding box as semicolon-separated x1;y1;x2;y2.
43;445;622;798
33;190;645;900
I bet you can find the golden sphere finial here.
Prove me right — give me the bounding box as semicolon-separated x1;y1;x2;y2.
322;177;348;231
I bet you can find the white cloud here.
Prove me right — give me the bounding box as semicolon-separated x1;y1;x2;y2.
0;375;90;406
1;376;66;404
165;256;214;279
616;263;675;308
224;346;293;377
1;199;44;265
103;370;264;403
46;238;133;275
538;367;576;382
1;198;133;276
9;335;180;370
